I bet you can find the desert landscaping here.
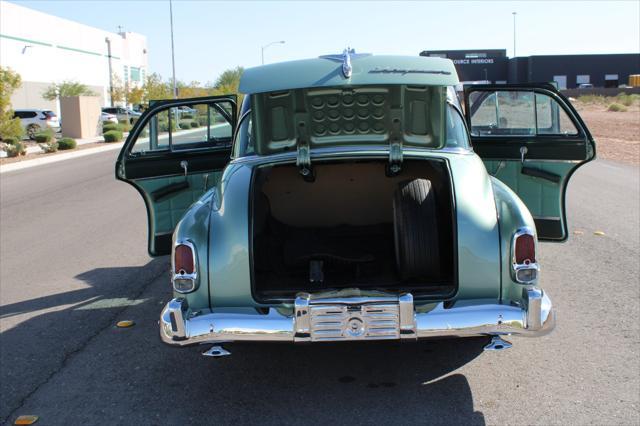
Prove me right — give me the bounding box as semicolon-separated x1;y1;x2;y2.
573;94;640;165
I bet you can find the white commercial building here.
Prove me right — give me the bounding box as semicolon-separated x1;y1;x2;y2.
0;1;149;114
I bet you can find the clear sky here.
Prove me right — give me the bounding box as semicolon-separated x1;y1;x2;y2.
10;0;640;84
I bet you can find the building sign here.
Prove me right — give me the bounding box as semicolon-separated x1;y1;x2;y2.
452;58;495;65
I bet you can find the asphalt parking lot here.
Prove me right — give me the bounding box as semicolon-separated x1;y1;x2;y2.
1;151;638;425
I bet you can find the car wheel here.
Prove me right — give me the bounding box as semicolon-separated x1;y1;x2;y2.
27;124;40;140
393;178;440;280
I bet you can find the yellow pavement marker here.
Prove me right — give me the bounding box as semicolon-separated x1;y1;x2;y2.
15;415;39;425
116;320;135;328
593;231;606;236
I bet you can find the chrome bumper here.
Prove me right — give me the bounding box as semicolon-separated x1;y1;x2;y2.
159;288;555;346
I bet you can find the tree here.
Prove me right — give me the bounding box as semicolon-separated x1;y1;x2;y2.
0;67;24;141
109;73;127;105
143;73;172;103
128;86;145;106
214;66;243;95
42;80;96;101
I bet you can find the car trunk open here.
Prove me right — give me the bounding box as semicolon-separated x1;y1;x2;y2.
250;158;456;303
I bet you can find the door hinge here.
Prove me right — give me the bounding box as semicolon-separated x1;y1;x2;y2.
387;110;403;176
296;120;314;182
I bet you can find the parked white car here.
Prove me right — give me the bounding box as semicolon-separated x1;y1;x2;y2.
101;107;142;124
101;111;118;123
14;109;61;140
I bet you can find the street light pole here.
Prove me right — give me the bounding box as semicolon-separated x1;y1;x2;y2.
105;37;114;107
261;40;285;65
169;0;177;99
512;12;517;58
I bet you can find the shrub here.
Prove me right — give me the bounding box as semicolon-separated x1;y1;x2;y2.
182;113;194;119
114;120;131;132
6;141;26;157
190;121;199;128
57;137;77;150
2;136;18;145
607;103;627;112
103;130;123;142
616;93;636;107
34;130;54;143
197;116;208;127
103;123;119;132
178;121;191;130
118;118;129;125
40;141;58;153
578;94;604;104
158;121;177;133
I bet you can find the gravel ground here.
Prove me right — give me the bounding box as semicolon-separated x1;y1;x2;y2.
573;101;640;165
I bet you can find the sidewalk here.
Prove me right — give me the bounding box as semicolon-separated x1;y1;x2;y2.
0;135;123;174
0;126;211;174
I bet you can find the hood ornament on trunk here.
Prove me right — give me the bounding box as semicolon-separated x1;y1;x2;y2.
320;48;371;79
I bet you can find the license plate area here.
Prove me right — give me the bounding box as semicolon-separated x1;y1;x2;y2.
294;292;416;342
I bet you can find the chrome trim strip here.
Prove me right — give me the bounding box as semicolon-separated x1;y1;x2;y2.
229;145;474;165
159;290;555;346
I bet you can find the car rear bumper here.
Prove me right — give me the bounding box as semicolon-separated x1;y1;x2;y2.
159;288;554;346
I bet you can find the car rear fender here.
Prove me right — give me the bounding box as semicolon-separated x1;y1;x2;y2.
490;176;538;304
447;153;502;301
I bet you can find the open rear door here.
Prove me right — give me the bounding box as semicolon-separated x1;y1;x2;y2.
116;95;236;255
464;83;595;241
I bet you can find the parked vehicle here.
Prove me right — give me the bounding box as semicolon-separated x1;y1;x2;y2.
101;107;141;124
101;111;118;124
116;52;595;355
577;83;594;89
14;109;61;139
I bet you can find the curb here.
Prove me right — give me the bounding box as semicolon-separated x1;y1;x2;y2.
0;142;123;174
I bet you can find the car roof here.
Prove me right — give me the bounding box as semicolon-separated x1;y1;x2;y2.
14;108;46;112
239;54;459;94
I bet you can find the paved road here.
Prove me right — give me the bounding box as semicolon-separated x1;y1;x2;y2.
1;153;638;425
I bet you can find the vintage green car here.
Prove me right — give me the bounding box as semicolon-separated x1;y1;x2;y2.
116;51;595;355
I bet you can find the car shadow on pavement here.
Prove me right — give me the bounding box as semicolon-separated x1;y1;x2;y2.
179;339;487;425
0;258;168;423
2;258;486;425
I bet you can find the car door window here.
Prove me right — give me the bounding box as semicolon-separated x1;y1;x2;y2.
535;93;578;135
130;101;233;154
469;90;578;137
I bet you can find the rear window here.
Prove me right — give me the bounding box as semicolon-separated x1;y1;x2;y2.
14;111;37;119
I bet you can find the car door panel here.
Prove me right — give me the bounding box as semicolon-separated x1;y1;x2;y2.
465;84;595;241
116;95;237;256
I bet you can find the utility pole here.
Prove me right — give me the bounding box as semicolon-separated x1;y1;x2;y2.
169;0;177;99
512;12;517;58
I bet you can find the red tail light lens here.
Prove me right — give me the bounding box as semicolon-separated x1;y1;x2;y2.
515;234;536;264
174;244;194;274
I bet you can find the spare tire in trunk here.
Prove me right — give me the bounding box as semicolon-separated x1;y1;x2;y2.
393;178;440;280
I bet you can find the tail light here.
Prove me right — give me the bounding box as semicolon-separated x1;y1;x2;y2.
512;228;539;284
172;242;197;293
